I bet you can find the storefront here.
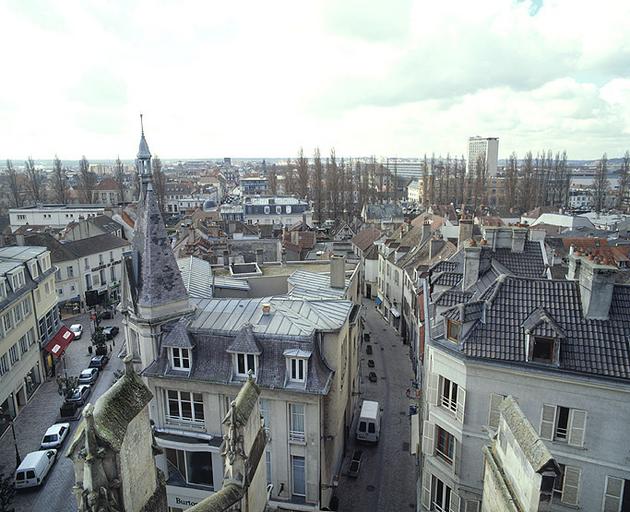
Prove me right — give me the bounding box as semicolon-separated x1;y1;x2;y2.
43;325;75;377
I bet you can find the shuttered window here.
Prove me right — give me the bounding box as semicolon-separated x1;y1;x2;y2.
539;404;587;447
553;463;581;506
602;476;628;512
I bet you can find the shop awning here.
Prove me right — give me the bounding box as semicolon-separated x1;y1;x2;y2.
44;326;75;358
375;296;382;306
391;307;401;318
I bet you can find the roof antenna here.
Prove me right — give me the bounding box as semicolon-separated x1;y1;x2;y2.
140;113;144;135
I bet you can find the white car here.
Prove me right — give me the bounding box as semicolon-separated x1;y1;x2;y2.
40;423;70;450
70;324;83;339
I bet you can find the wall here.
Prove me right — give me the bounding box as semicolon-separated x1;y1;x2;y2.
245;275;288;298
9;207;106;231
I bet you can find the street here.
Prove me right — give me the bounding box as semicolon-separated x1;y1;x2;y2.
336;299;417;512
0;312;124;512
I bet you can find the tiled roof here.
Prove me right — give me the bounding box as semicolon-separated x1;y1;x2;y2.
64;233;130;258
488;241;547;279
94;177;120;191
457;276;630;380
443;301;484;323
431;272;462;287
434;290;474;307
351;227;383;252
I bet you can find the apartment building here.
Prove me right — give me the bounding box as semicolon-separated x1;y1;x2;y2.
467;136;499;177
0;246;61;427
418;248;630;511
9;205;106;232
242;196;312;227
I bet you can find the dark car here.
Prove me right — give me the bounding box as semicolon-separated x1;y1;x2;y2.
348;450;362;478
367;359;375;368
102;326;119;339
98;309;114;320
366;345;373;355
368;372;377;383
89;355;109;369
65;385;91;405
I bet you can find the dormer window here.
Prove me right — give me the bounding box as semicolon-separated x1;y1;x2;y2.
29;262;38;279
235;353;257;377
447;320;461;342
284;349;311;386
531;336;555;364
170;347;191;370
290;358;306;382
11;270;25;291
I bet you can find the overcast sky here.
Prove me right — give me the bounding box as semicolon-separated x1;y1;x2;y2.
1;0;630;161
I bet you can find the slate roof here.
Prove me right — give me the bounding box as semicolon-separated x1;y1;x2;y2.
144;323;334;395
351;227;383;252
63;233;130;258
135;183;189;308
226;324;262;355
89;215;123;233
364;203;403;221
24;233;77;262
450;275;630;380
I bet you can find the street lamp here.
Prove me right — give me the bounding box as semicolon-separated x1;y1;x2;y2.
0;406;21;467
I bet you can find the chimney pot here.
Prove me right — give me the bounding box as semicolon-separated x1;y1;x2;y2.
262;303;271;315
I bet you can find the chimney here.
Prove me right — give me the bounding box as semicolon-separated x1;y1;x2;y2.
458;217;473;250
422;220;431;241
330;255;346;289
261;303;271;315
16;234;25;246
511;227;527;253
462;240;481;291
302;212;307;226
256;248;264;266
483;226;498;250
429;237;440;261
575;255;617;320
223;249;229;267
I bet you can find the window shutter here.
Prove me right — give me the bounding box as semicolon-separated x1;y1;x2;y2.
452;438;460;476
421;471;431;510
448;490;461;512
567;409;587;447
455;387;466;423
422;421;434;456
539;404;557;441
561;465;581;506
464;500;480;512
603;476;623;512
428;373;439;406
488;393;504;429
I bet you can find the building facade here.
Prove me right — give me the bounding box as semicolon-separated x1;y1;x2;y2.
9;205;106;232
468;136;499;178
243;197;312;227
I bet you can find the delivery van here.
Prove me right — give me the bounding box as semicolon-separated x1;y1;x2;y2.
356;400;381;443
14;449;57;489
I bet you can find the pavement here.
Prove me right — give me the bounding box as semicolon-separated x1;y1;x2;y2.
336;299;418;512
0;312;125;512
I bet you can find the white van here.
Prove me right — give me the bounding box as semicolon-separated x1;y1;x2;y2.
14;449;57;489
356;400;381;443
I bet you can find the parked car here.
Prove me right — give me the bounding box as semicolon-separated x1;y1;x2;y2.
40;423;70;450
14;450;57;489
366;345;373;355
348;450;363;478
89;355;109;369
98;309;114;320
66;384;91;405
69;324;83;340
78;368;99;385
368;372;377;383
367;359;375;368
102;326;119;339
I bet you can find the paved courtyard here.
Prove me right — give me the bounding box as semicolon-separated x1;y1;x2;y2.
0;312;125;512
336;299;417;512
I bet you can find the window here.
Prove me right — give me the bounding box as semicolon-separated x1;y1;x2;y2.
9;344;19;364
22;299;31;317
45;281;51;295
13;305;22;323
553;463;581;506
447;320;461;342
109;251;114;262
85;274;92;291
540;404;587;447
235;353;257;377
165;448;214;489
289;403;305;442
170;347;191;370
431;475;455;512
394;270;399;285
67;266;74;278
441;378;458;413
289;358;306;382
30;262;39;279
19;334;28;354
436;426;455;465
291;456;306;497
260;399;271;434
3;313;13;333
531;336;555;363
265;451;272;485
99;269;106;286
603;476;630;512
98;254;104;265
264;206;270;214
55;269;61;280
0;354;9;376
166;390;204;424
276;205;282;214
11;271;25;291
84;258;89;270
110;266;116;281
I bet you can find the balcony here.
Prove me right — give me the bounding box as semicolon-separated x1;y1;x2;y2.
289;430;306;443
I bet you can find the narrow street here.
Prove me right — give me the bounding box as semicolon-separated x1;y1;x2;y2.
336;299;417;512
0;312;125;512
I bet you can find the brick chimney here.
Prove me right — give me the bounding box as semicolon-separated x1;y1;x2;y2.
422;219;431;241
330;255;346;289
575;254;617;320
458;217;473;250
463;240;481;291
511;227;528;253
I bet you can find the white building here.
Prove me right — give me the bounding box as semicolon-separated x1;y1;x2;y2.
407;179;421;203
468;136;499;177
9;205;106;232
243;197;312;227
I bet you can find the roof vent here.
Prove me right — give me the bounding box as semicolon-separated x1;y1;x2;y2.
262;303;271;316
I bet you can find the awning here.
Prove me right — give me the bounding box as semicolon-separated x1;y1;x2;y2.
44;326;75;358
391;307;401;318
375;296;382;306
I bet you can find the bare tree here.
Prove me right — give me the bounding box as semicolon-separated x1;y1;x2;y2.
617;150;630;211
4;159;23;207
520;152;535;212
24;157;45;203
77;156;96;203
592;153;609;214
422;154;429;208
296;148;309;200
152;155;166;211
313;148;323;224
285;158;294;195
114;157;126;203
505;152;518;211
51;155;67;204
268;165;278;195
326;148;339;220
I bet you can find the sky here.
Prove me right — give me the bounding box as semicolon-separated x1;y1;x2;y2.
1;0;630;161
